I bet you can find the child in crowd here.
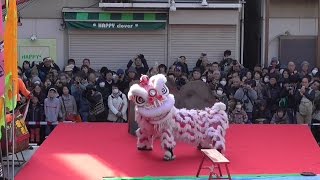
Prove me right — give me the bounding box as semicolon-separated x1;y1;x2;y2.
230;102;248;124
26;96;44;144
270;108;290;124
253;100;272;124
44;88;61;135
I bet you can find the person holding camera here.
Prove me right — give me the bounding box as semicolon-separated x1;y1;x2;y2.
262;74;281;115
234;79;258;123
279;75;300;124
127;54;149;78
295;77;315;124
84;84;108;122
38;57;60;82
71;75;89;122
173;56;189;75
220;50;233;72
195;53;209;74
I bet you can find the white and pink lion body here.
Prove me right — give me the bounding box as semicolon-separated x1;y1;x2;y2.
128;74;229;160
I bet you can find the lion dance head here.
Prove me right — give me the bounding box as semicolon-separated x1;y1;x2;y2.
128;74;175;121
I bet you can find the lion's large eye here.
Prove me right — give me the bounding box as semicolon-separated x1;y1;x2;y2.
161;85;169;95
135;96;145;106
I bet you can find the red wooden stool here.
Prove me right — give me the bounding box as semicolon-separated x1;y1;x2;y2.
196;149;231;180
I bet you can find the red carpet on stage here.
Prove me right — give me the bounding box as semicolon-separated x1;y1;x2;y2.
16;123;320;180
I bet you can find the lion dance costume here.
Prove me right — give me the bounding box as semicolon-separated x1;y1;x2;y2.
128;74;229;161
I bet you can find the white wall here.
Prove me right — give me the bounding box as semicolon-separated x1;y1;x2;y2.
267;0;319;65
19;0;99;18
18;18;68;68
268;18;318;62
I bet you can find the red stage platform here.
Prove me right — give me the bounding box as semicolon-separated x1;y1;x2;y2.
16;123;320;180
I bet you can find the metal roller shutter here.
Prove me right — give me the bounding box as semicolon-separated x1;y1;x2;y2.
68;30;167;71
168;25;237;68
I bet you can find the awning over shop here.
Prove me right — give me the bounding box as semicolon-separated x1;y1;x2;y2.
63;12;167;30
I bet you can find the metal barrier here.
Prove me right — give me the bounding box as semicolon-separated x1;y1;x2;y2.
26;121;75;125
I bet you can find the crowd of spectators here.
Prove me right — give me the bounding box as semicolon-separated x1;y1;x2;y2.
18;50;320;145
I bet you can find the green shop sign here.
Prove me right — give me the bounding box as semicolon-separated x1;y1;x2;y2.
63;12;167;30
66;21;166;30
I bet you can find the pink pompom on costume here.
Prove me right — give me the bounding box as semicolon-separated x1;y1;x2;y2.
128;74;229;161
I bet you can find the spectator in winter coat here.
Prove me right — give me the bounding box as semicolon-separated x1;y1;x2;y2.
173;56;189;75
234;79;257;123
67;59;80;74
107;85;128;122
38;57;60;81
230;102;248;124
226;76;241;99
271;108;290;124
299;61;310;79
44;88;61;135
82;58;96;74
85;84;108;122
127;54;149;78
26;96;44;144
219;50;232;72
59;86;77;121
262;74;282;114
252;100;272;124
195;53;209;74
32;84;46;106
295;77;315;124
71;75;89;122
214;86;228;110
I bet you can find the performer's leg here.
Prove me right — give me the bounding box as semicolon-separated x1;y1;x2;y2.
136;128;153;151
160;129;176;161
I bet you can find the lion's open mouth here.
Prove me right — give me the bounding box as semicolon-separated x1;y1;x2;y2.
137;94;175;118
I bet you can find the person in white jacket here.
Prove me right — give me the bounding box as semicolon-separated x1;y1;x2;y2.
108;85;128;122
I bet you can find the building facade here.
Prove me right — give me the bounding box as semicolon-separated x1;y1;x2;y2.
264;0;320;67
15;0;242;70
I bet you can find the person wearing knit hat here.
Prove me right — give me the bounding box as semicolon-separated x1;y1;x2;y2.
31;76;42;85
116;69;124;76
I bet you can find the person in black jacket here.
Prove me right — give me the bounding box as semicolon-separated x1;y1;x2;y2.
127;54;149;78
38;57;60;82
84;84;108;122
195;53;209;74
26;96;44;144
